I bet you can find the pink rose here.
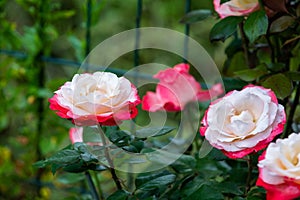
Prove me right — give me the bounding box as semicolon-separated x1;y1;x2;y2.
142;63;224;112
49;72;141;126
200;85;286;159
257;133;300;200
69;127;102;146
214;0;260;18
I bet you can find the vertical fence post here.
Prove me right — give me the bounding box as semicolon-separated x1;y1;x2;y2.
35;0;48;196
127;0;143;191
134;0;142;68
183;0;191;63
84;1;102;199
131;0;143;135
85;0;92;71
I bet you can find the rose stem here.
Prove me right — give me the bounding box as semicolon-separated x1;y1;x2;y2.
245;155;253;194
283;82;300;138
97;125;122;190
93;171;104;200
85;171;100;200
187;105;200;151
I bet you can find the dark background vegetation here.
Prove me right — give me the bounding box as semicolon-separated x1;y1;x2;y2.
0;1;228;199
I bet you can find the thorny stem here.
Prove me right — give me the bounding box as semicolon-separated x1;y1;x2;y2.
97;125;122;190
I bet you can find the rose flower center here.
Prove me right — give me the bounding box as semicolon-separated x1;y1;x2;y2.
228;110;256;137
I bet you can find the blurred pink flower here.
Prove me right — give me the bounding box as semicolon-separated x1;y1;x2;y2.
49;72;141;126
142;63;224;112
257;133;300;200
214;0;260;18
69;127;102;146
200;85;286;159
69;127;84;144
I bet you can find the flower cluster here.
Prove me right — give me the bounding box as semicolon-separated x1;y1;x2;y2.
207;1;300;197
49;63;297;199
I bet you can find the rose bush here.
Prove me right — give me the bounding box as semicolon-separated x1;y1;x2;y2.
257;133;300;200
200;85;286;159
142;63;223;112
214;0;260;18
49;72;141;126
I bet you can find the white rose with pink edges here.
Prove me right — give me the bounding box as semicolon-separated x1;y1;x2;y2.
200;85;286;159
49;72;141;126
214;0;260;18
257;133;300;200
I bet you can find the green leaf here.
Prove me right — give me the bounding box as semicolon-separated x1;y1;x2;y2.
285;71;300;81
234;65;268;82
247;186;266;200
107;130;131;147
244;11;268;43
122;145;139;153
210;16;244;42
47;149;81;164
80;152;98;163
33;160;48;168
51;163;62;175
215;181;243;195
267;63;286;72
171;154;196;174
34;143;100;174
233;197;245;200
107;189;131;200
181;176;206;197
262;73;293;99
206;148;227;161
225;38;242;58
222;77;248;92
270;16;294;33
90;164;107;171
135;171;171;187
136;126;175;138
228;52;248;75
185;184;224;200
198;139;214;159
130;140;144;152
180;9;212;24
137;174;176;191
74;142;89;152
290;56;300;72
